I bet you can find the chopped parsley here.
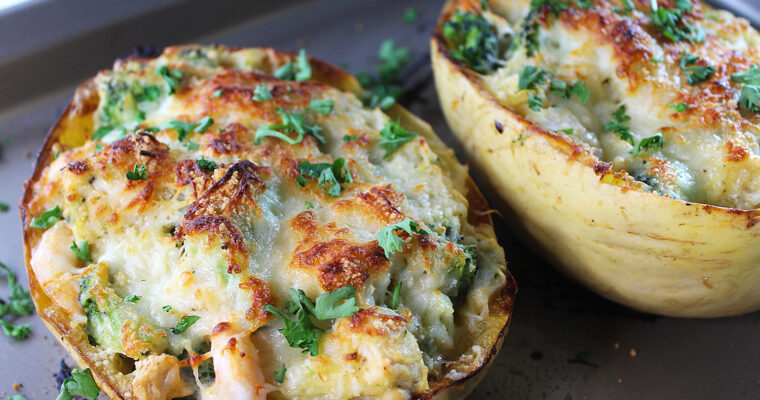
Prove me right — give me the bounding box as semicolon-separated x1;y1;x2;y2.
391;282;403;310
0;263;34;340
30;205;62;229
162;116;214;141
442;10;502;73
527;93;544;111
630;132;664;156
614;0;635;15
403;7;420;24
273;49;312;81
126;164;148;181
731;65;760;113
273;364;287;383
297;158;353;196
123;295;141;303
304;201;314;209
171;315;200;334
376;218;428;258
255;108;324;145
162;305;172;312
379;120;417;158
196;157;217;172
307;99;334;115
603;105;635;146
264;286;359;356
183;141;199;151
155;65;183;95
556;128;574;135
70;241;92;263
357;40;410;110
649;0;704;43
518;66;547;91
343;134;360;142
668;102;690;112
56;367;100;400
210;89;223;99
252;84;273;102
679;51;715;85
0;202;8;212
518;67;588;110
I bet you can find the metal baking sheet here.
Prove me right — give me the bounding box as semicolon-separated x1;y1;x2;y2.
1;0;760;399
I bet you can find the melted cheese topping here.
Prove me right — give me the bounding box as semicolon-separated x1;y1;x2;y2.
471;0;760;209
27;45;508;399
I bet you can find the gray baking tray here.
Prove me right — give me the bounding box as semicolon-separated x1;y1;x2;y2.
1;0;759;399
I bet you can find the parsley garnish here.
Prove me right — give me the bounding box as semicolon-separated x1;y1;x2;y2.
442;10;501;73
162;305;172;312
155;66;183;95
304;201;314;209
184;141;199;151
123;295;141;303
308;99;334;115
649;0;704;43
196;157;217;172
0;263;34;340
171;315;200;334
403;7;420;24
630;132;664;156
297;158;353;196
211;89;223;99
679;51;715;85
273;49;312;81
273;364;287;383
376;218;429;258
356;40;410;110
518;66;547;91
252;84;273;102
264;286;359;356
126;164;148;181
603;105;635;146
731;65;760;113
668;102;690;112
343;134;360;142
391;282;403;310
556;128;574;135
255;108;324;145
379;120;417;158
56;367;100;400
0;202;7;212
2;395;28;400
70;241;92;263
30;205;62;229
527;93;544;111
614;0;635;15
162;116;214;141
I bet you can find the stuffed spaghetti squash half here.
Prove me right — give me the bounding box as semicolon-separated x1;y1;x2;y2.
433;0;760;317
21;45;515;399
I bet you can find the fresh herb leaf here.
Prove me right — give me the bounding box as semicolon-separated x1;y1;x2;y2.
162;116;214;141
70;241;92;263
679;51;715;85
527;93;544;111
195;116;214;133
308;99;334;115
0;202;8;212
731;65;760;84
2;395;28;400
481;0;489;10
264;286;360;356
171;315;200;334
273;364;287;383
56;367;100;400
614;0;635;15
357;40;409;110
30;205;62;229
442;10;502;73
649;0;704;43
273;49;312;81
126;164;148;181
738;85;760;113
376;218;429;258
556;128;574;135
530;0;569;15
252;84;273;102
211;89;223;99
162;305;172;312
255;108;324;145
603;105;635;146
123;295;141;303
183;141;199;151
391;282;403;310
0;319;30;339
569;79;590;104
668;102;690;112
304;201;314;209
196;157;217;172
518;66;547;91
630;132;664;156
297;158;353;196
0;263;33;317
343;134;360;142
403;7;420;24
379;120;417;158
155;66;183;94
